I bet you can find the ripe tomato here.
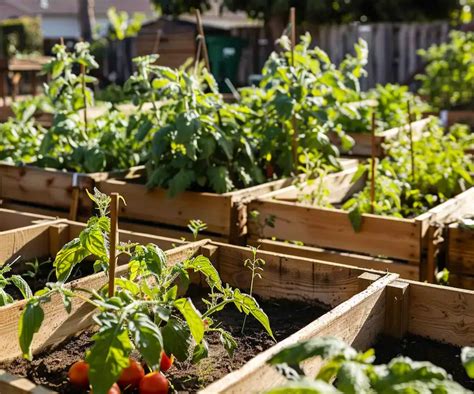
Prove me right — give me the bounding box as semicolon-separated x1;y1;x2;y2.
91;383;121;394
160;352;174;372
118;359;145;388
139;372;169;394
68;360;89;389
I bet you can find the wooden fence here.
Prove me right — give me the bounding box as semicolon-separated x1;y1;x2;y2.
305;21;450;89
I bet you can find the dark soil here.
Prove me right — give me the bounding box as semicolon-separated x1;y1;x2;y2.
372;334;474;390
1;295;328;393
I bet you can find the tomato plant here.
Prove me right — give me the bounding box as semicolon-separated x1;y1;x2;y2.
417;31;474;111
343;118;474;230
265;337;472;393
18;189;274;394
0;257;32;306
239;33;368;175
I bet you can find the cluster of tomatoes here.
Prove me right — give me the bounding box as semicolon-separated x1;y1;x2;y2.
68;352;174;393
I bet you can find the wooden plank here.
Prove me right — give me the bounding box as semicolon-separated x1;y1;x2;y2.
448;274;474;291
447;225;474;276
0;370;52;394
0;222;60;263
215;243;385;307
0;240;208;362
0;202;69;219
406;280;474;347
444;110;474;128
202;274;395;393
98;180;233;235
252;238;419;280
425;187;474;225
384;280;410;338
0;209;54;231
248;199;421;262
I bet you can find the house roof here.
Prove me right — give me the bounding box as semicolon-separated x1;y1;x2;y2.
0;0;155;19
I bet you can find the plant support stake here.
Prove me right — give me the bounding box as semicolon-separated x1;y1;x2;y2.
290;7;298;171
108;192;119;297
407;100;415;182
370;111;376;214
195;9;211;71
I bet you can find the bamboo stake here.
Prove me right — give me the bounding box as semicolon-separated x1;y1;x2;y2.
289;7;298;172
370;111;376;214
406;100;415;183
108;193;119;297
195;9;211;71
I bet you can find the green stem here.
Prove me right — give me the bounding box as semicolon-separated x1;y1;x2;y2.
202;299;234;319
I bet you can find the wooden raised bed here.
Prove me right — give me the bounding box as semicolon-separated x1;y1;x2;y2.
1;244;473;393
0;163;143;221
0;217;189;360
330;118;430;157
446;223;474;290
96;159;358;244
248;166;474;282
441;109;474;128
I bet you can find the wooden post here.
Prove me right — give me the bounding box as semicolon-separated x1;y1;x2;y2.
195;10;211;71
108;193;119;297
407;100;415;183
370;111;376;214
289;7;298;172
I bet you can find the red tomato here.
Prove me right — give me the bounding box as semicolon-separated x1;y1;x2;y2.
160;352;174;372
68;360;89;389
91;383;121;394
117;359;145;388
139;372;169;394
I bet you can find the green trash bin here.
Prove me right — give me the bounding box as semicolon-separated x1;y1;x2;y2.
206;35;246;92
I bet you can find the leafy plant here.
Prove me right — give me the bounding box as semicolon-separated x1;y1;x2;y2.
19;189;274;394
333;83;430;138
125;57;265;195
107;7;145;41
0;257;32;306
239;33;368;175
417;31;474;111
343;118;474;230
265;336;472;393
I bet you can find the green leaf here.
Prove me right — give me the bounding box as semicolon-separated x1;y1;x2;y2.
218;328;237;358
10;275;33;299
54;238;91;282
461;347;474;378
192;339;209;363
266;379;341;394
168;169;195;197
80;223;109;259
336;361;371;394
162;317;192;362
86;323;132;394
144;244;167;276
232;289;274;340
129;312;163;370
174;298;205;344
19;301;44;360
175;112;200;144
348;206;363;232
0;288;13;306
269;337;356;366
208;166;233;193
185;255;222;291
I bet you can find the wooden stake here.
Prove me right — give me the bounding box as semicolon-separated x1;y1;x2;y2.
289;7;298;171
108;193;119;297
195;9;211;71
407;100;415;183
370;111;377;214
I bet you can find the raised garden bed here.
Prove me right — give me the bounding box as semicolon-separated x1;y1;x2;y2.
211;271;474;393
441;109;474;129
248;166;474;282
0;164;143;221
0;236;400;393
446;223;474;290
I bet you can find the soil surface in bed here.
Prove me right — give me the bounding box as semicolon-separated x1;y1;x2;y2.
373;334;473;390
1;294;328;393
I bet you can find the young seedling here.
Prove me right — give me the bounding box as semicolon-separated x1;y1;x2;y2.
241;246;266;334
188;219;208;241
0;256;32;306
